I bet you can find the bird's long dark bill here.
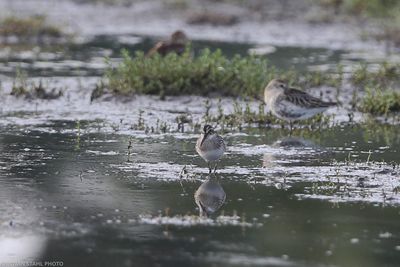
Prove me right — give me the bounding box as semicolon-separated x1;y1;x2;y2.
200;132;210;146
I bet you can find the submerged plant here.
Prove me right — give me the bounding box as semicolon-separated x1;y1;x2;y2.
131;109;146;131
75;120;81;151
127;137;133;162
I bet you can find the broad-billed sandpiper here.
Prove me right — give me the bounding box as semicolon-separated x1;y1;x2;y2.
195;125;226;174
264;79;336;130
194;177;226;217
146;30;188;57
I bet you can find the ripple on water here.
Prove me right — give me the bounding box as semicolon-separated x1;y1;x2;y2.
137;214;262;228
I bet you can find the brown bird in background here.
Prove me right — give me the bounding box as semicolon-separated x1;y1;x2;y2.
146;30;189;57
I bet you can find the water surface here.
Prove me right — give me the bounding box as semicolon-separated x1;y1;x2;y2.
0;120;399;267
0;32;399;267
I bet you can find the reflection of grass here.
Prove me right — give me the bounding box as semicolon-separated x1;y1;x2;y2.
100;48;339;99
362;121;400;148
75;120;81;151
0;15;63;42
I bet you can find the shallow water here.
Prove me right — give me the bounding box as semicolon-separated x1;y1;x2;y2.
0;120;399;267
1;30;400;267
0;34;387;79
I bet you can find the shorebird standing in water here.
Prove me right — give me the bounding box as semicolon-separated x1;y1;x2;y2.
264;79;336;132
196;125;226;174
194;176;226;217
146;30;189;57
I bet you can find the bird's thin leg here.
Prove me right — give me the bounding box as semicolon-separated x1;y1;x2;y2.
208;162;212;174
213;162;218;174
197;200;209;217
199;209;208;217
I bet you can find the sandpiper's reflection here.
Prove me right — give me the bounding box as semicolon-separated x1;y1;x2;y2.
194;176;226;217
273;136;317;148
262;136;320;168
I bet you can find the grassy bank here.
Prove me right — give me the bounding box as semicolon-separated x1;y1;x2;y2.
97;48;339;100
104;48;270;98
96;48;400;118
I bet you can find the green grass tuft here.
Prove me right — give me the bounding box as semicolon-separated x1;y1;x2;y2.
105;48;271;98
359;87;400;115
351;62;400;88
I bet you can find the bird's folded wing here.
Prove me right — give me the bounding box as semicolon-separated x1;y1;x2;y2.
285;87;336;108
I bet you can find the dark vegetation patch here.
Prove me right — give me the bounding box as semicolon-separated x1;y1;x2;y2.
187;12;239;26
359;88;400;115
351;63;400;115
0;15;66;43
11;70;64;100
